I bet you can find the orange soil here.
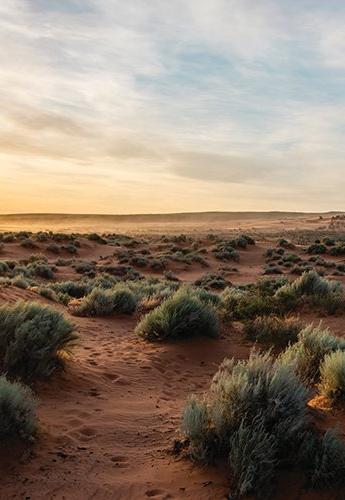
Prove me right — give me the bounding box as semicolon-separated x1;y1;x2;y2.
0;216;345;499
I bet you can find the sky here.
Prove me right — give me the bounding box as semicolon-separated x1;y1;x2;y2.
1;0;345;214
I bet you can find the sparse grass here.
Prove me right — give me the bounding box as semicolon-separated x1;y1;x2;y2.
181;351;310;497
280;324;345;383
0;376;37;441
0;302;77;380
73;286;137;316
135;288;219;341
244;315;301;347
319;350;345;401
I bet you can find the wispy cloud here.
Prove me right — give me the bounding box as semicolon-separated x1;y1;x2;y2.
0;0;345;213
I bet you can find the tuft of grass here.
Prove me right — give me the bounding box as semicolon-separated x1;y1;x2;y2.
280;324;345;383
181;350;309;497
135;288;219;341
0;302;77;380
244;315;301;347
319;350;345;401
0;375;37;441
73;286;137;316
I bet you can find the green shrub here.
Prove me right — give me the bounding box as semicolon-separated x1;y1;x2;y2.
20;239;37;249
0;376;37;441
229;415;277;497
301;428;345;488
136;288;219;341
0;302;77;379
319;350;345;401
74;286;137;316
280;324;345;383
182;351;309;497
0;261;10;275
244;315;301;347
307;243;327;254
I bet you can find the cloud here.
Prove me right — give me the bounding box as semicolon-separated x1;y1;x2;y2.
1;0;345;213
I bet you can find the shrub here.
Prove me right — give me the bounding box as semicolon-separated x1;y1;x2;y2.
280;324;345;383
135;288;219;341
241;234;255;245
0;376;37;441
301;428;345;488
28;263;55;279
74;286;137;316
47;243;61;254
0;261;10;275
319;350;345;401
229;415;277;497
244;315;301;347
182;351;309;497
0;302;77;379
20;239;37;249
194;273;231;290
307;243;327;255
329;244;345;256
74;261;95;274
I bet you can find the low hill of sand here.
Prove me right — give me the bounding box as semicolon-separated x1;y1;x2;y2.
0;211;342;234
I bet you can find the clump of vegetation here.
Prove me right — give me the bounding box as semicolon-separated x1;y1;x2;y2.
73;286;137;316
182;351;309;497
319;350;345;401
278;238;295;249
181;350;345;497
0;376;37;441
307;243;327;255
212;241;240;262
87;233;107;244
280;324;345;383
194;272;231;290
329;243;345;256
20;238;37;250
0;302;77;380
135;288;219;341
244;315;301;347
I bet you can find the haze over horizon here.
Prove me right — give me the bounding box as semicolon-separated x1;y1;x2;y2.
1;0;345;214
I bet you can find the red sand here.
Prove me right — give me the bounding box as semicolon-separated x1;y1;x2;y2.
0;214;345;499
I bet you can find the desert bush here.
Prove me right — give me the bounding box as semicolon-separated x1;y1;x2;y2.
63;243;78;255
0;376;37;441
212;241;240;262
20;239;37;250
229;415;277;497
3;234;15;243
28;262;55;279
182;351;309;497
47;243;61;254
136;288;219;341
11;275;30;289
241;234;255;245
0;261;10;275
278;238;295;249
319;350;345;401
87;233;107;244
244;315;301;347
194;273;231;290
74;261;95;274
231;236;248;249
263;265;282;275
74;286;137;316
280;324;345;383
0;302;77;379
329;244;345;256
300;428;345;488
307;243;327;255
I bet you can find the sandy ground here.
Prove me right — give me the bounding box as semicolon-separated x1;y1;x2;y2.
0;213;345;499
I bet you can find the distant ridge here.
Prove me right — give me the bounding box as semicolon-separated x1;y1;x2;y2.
0;210;343;223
